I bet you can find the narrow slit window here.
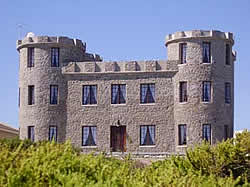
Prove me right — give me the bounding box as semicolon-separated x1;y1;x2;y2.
28;126;35;142
225;82;231;104
50;85;58;105
28;85;35;105
51;48;59;67
202;42;211;63
202;81;211;102
180;43;187;64
225;44;231;65
49;126;57;141
202;124;211;143
179;82;187;102
178;124;187;145
27;47;34;67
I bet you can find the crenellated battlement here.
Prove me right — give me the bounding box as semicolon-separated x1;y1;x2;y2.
17;35;87;51
62;60;179;74
165;30;234;45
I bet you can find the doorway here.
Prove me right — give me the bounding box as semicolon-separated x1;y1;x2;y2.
110;126;126;152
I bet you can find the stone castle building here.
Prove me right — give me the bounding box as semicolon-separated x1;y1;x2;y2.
17;30;236;154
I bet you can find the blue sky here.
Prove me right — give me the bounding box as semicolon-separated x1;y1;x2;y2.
0;0;249;130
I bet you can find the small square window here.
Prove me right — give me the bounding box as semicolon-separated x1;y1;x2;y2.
202;124;211;143
202;42;211;63
82;126;97;146
50;85;58;105
51;48;59;67
140;84;155;104
178;124;187;145
49;126;57;141
140;125;155;145
82;85;97;105
111;84;126;104
202;81;211;102
28;85;35;105
179;82;187;102
28;126;35;142
27;47;34;67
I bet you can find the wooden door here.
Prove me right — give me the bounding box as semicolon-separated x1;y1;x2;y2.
110;126;126;152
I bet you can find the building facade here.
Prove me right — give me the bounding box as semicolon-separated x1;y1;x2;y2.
17;30;236;154
0;123;19;139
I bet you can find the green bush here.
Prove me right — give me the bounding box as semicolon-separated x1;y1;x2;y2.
0;132;249;186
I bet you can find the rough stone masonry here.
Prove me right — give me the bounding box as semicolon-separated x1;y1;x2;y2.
17;30;236;154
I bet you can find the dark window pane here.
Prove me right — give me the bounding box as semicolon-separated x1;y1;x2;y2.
51;48;59;67
224;125;229;140
140;125;155;145
27;47;34;67
226;44;230;65
202;124;211;143
225;83;231;104
50;85;58;104
180;43;187;64
28;126;35;142
82;126;97;146
49;126;57;141
111;84;126;104
202;81;211;102
178;124;187;145
179;82;187;102
140;84;155;104
82;85;97;105
28;85;35;105
203;42;211;63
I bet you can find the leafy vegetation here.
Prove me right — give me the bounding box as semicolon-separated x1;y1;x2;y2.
0;131;249;186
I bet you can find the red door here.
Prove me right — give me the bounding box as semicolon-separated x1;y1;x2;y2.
110;126;126;152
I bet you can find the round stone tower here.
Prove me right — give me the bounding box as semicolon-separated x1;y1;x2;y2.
17;33;101;142
166;30;235;152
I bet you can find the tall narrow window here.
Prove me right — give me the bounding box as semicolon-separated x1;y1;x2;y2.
225;82;231;104
111;84;126;104
180;43;187;64
28;126;35;142
51;48;59;67
27;47;34;67
202;81;211;102
140;125;155;145
202;124;211;143
178;124;187;145
49;126;57;141
140;83;155;104
28;85;35;105
18;88;20;107
224;125;229;140
179;82;187;102
50;85;58;105
225;44;231;65
82;126;97;146
82;85;97;105
202;42;211;63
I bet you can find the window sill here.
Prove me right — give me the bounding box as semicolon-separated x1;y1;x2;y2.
49;104;59;106
139;145;156;148
201;101;212;104
179;102;188;105
111;104;127;106
82;104;98;107
82;146;97;148
176;145;187;148
178;63;187;66
139;103;156;106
